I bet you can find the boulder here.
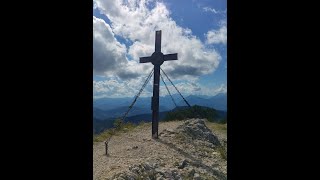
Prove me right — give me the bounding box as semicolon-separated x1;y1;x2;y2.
177;119;221;146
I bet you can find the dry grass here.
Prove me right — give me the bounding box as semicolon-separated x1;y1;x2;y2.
93;122;137;143
205;121;227;134
93;130;114;142
217;146;227;160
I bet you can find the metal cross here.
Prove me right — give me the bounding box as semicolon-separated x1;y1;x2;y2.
139;30;178;139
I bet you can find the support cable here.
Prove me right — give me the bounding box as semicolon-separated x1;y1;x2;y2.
121;68;154;121
160;67;201;118
160;73;177;108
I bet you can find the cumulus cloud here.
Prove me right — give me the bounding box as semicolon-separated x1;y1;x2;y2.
93;16;151;79
94;77;226;98
192;83;226;96
93;0;227;98
94;0;221;80
205;24;227;45
213;83;227;94
93;76;154;98
93;16;127;75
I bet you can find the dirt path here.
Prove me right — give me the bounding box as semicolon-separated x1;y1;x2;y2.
93;120;227;180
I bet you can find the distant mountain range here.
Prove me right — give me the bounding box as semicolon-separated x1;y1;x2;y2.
178;93;227;111
93;106;227;134
93;93;227;120
93;93;227;134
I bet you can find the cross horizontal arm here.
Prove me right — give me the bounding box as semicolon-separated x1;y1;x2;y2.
140;56;152;63
164;53;178;61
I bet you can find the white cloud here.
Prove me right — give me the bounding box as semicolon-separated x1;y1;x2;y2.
197;83;227;96
159;81;201;97
93;16;152;80
93;16;127;76
93;1;97;9
206;24;227;45
202;7;227;14
93;0;227;98
213;83;227;94
94;77;226;98
203;7;218;14
93;76;154;98
94;0;221;80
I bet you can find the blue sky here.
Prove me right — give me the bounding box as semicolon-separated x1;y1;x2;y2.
93;0;227;98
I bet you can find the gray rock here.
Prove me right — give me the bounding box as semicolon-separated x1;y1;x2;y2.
171;170;182;180
194;173;201;180
165;128;175;134
131;167;139;173
188;169;196;177
178;159;188;169
143;162;151;170
156;177;164;180
177;119;221;146
152;163;159;168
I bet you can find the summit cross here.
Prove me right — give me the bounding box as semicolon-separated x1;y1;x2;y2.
139;30;178;139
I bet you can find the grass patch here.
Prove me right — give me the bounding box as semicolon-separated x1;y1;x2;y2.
120;122;135;132
197;146;215;154
93;129;115;142
217;146;227;160
205;121;227;132
135;121;151;130
93;119;137;143
138;120;146;126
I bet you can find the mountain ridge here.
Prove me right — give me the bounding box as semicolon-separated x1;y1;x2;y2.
93;93;227;120
93;105;226;134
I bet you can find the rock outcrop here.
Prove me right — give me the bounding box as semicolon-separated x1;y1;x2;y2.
111;119;227;180
176;118;221;147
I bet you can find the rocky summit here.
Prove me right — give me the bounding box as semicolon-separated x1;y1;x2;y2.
176;118;221;147
93;119;227;180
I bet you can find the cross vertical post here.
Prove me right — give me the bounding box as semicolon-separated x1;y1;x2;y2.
139;30;178;139
152;65;160;138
